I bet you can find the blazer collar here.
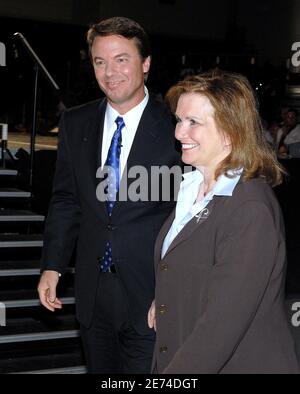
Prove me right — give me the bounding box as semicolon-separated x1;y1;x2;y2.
78;98;107;221
123;96;162;169
154;209;175;265
155;198;218;264
78;98;106;182
88;96;163;219
96;99;108;170
94;96;161;172
112;96;163;215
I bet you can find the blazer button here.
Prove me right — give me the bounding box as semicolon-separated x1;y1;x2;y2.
160;264;168;272
107;224;117;231
159;304;167;314
97;257;104;263
159;346;168;353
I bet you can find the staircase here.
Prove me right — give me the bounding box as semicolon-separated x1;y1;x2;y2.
0;167;86;373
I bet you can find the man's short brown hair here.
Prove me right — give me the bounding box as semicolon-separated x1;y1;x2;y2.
87;16;151;60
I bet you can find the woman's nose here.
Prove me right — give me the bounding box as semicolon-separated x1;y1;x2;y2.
175;123;188;140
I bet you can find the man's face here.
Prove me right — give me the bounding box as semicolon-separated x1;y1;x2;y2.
91;35;151;114
286;111;297;129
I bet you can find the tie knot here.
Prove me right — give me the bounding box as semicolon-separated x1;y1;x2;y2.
115;116;125;130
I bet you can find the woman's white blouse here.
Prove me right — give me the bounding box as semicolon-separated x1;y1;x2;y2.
161;169;242;259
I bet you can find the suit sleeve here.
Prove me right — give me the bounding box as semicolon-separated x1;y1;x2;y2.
40;112;81;274
163;200;281;374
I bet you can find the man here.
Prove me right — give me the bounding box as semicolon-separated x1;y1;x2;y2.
38;17;180;374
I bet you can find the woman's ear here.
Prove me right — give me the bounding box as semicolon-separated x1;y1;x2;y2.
222;133;232;150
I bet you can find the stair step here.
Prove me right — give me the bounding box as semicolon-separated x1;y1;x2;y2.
16;365;86;374
0;169;17;176
0;210;44;222
4;307;76;330
0;189;31;198
0;339;84;374
0;267;75;277
0;234;43;248
0;286;74;302
0;330;80;344
0;268;41;277
0;167;80;374
3;297;75;309
0;260;41;270
0;312;79;335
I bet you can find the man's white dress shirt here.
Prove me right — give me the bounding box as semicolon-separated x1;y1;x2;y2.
101;87;149;177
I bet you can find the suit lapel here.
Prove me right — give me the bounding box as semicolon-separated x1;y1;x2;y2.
79;98;107;220
79;98;106;180
124;96;161;169
154;209;175;265
112;97;162;214
95;99;107;171
159;198;217;261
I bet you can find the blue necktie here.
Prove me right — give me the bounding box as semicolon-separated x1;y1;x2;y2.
101;116;125;273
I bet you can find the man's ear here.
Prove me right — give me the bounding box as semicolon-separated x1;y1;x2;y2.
143;56;151;74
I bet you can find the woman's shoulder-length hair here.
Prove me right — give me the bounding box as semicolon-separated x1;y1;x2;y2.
166;70;285;187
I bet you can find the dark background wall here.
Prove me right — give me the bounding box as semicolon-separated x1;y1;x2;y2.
0;0;229;38
0;0;299;65
1;0;299;132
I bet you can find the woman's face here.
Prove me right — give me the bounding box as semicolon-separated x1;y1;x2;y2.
175;93;231;171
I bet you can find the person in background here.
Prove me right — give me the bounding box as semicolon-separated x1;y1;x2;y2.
278;109;300;156
38;16;180;374
263;119;282;152
148;71;299;374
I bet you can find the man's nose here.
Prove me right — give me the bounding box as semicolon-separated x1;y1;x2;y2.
105;62;116;77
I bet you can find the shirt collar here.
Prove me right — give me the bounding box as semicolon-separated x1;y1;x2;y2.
188;168;242;218
178;168;242;214
213;169;243;196
182;168;242;196
106;86;149;131
170;168;242;237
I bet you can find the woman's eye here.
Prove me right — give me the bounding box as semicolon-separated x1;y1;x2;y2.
190;119;197;126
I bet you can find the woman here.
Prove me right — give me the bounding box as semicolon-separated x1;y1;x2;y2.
148;71;299;374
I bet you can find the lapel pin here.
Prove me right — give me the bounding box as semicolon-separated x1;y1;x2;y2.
195;208;210;223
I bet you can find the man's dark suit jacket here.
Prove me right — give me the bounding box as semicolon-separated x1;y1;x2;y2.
153;178;300;374
41;96;180;335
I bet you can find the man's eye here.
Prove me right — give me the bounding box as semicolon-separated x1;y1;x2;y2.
117;58;127;63
95;60;105;66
